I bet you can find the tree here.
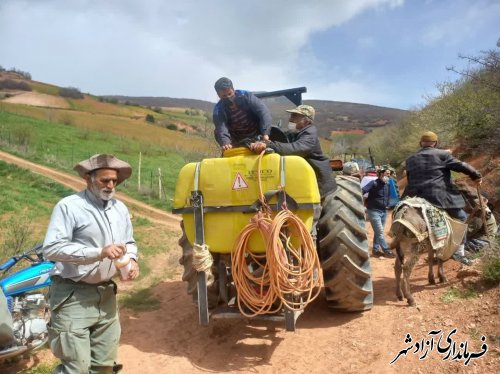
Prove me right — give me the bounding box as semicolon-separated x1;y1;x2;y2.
59;87;84;99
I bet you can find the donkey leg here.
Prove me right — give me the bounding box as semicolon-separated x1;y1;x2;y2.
401;242;419;307
427;243;436;285
395;246;404;301
438;259;447;283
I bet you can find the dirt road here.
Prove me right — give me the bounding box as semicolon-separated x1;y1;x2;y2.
1;151;498;373
117;250;498;374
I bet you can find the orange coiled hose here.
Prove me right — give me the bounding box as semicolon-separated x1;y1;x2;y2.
230;151;321;317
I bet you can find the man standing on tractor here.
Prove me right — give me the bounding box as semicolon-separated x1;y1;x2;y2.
213;77;272;151
402;131;482;265
250;104;336;200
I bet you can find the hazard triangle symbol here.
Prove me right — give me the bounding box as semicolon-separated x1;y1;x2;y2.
232;172;249;190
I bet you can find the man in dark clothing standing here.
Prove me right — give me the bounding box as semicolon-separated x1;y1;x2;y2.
403;131;482;265
213;77;272;151
362;168;395;258
250;104;336;199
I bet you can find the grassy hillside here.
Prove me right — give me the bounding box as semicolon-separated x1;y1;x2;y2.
0;109;211;210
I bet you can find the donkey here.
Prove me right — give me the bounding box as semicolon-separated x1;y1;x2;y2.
390;199;465;307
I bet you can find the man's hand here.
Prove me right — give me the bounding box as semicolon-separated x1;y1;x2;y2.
250;142;267;154
128;259;140;280
222;144;233;151
262;134;269;142
101;244;126;260
473;177;483;186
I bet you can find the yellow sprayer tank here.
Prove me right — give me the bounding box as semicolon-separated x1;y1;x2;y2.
173;148;321;253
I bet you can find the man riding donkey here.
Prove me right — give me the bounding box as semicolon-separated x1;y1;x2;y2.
402;131;482;265
391;131;482;306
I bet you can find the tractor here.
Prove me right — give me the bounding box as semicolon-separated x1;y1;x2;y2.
172;87;373;331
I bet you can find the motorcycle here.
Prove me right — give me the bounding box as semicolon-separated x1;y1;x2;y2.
0;243;54;361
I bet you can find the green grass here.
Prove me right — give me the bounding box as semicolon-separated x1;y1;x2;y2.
441;286;479;303
120;286;161;311
0;160;73;216
27;361;60;374
29;82;60;96
133;216;151;226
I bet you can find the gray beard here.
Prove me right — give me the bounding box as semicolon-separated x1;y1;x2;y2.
90;184;115;201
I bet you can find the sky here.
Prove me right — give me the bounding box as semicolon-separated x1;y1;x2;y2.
0;0;499;110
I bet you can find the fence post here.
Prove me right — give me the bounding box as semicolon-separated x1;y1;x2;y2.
158;168;162;200
138;152;142;192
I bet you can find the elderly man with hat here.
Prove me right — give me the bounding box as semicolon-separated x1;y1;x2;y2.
251;104;336;199
402;131;482;265
43;154;139;373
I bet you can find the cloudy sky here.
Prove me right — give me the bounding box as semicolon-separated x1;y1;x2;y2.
0;0;498;109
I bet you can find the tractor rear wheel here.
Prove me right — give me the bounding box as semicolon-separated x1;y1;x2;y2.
317;175;373;311
178;221;219;308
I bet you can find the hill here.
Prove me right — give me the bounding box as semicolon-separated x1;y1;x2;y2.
105;94;408;138
104;95;214;113
0;70;407;139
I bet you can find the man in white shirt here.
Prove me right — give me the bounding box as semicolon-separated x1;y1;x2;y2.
43;154;139;374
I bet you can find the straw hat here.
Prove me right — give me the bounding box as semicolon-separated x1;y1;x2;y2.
74;154;132;185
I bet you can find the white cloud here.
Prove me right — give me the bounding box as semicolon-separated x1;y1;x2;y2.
0;0;403;103
419;0;500;47
308;79;397;107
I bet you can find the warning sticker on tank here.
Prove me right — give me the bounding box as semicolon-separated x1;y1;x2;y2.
232;172;249;190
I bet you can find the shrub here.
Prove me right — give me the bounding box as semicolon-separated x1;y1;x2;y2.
7;68;31;80
166;124;177;130
482;253;500;285
12;124;32;147
0;79;32;91
59;87;84;99
0;216;35;263
145;114;155;123
59;113;74;126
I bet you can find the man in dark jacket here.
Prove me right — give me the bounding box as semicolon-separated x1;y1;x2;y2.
251;104;336;199
362;168;396;258
403;131;482;265
213;77;272;151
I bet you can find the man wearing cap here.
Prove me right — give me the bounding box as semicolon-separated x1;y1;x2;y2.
43;154;139;373
362;168;396;258
213;77;272;151
403;131;482;265
251;104;336;199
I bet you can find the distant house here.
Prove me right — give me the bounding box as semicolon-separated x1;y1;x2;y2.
336;115;349;121
330;128;366;136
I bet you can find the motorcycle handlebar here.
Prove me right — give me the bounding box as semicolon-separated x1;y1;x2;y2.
0;243;45;272
0;257;17;271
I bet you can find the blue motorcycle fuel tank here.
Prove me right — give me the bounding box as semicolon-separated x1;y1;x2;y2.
0;262;54;297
